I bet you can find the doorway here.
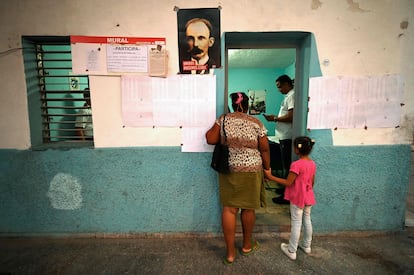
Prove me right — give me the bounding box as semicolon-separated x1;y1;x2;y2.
224;31;312;232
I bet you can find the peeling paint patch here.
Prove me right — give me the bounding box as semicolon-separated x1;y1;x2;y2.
47;173;83;210
311;0;323;10
400;20;409;29
346;0;369;12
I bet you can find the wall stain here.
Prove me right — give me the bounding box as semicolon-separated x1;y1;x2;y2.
350;196;360;221
311;0;322;10
346;0;369;13
399;20;409;38
400;20;409;30
47;173;83;210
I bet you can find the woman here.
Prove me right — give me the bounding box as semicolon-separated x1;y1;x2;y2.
206;92;271;265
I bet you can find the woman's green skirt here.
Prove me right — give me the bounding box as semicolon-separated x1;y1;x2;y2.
218;170;266;209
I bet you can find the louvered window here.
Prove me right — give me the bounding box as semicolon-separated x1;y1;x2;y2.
22;36;93;146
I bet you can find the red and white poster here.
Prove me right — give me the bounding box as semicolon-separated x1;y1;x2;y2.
70;36;166;75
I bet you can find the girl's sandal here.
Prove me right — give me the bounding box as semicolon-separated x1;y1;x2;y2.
240;240;260;256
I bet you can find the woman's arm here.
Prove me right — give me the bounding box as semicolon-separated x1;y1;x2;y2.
205;122;220;145
258;135;271;170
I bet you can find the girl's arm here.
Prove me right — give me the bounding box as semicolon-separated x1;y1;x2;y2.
312;174;315;187
264;169;297;186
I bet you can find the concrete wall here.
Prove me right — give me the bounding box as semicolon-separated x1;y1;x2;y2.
0;145;409;234
0;0;412;234
0;148;221;234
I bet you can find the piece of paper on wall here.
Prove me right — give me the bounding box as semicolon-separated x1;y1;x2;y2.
180;76;217;152
307;74;403;129
181;127;215;152
121;75;216;152
121;75;154;126
121;75;216;127
107;44;148;73
248;90;266;115
71;42;106;74
70;36;166;75
149;45;168;77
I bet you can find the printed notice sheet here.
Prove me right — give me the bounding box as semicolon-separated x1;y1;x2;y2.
307;74;403;129
149;45;168;77
71;36;166;75
107;45;148;73
121;75;216;152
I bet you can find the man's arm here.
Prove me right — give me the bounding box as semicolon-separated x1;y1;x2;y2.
275;109;293;122
263;109;293;122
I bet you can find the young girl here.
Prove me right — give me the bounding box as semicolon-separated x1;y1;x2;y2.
264;136;316;260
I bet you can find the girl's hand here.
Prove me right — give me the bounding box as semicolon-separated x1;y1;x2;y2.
263;168;272;179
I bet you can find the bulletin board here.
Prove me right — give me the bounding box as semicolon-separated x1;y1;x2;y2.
70;36;167;76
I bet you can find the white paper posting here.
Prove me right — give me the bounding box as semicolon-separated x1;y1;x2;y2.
307;74;403;129
120;75;216;151
107;45;148;73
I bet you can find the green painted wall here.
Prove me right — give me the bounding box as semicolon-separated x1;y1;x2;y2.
0;145;410;234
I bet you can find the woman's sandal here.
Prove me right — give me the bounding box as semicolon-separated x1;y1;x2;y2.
223;250;237;265
240;240;260;256
223;257;234;265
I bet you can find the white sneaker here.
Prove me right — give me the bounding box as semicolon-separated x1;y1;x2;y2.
280;243;296;260
298;242;311;254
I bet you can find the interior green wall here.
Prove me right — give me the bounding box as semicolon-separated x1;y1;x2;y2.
228;67;286;134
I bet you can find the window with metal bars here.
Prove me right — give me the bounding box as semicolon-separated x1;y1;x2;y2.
22;36;93;146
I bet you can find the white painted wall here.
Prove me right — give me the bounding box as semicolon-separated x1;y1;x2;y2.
0;0;413;149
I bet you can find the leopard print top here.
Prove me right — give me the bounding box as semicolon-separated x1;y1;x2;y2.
216;112;267;172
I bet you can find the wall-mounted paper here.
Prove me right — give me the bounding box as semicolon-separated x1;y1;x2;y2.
149;45;168;77
120;75;216;152
71;36;166;75
307;74;403;129
121;75;216;128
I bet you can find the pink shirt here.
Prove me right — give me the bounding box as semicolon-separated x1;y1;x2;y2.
284;159;316;208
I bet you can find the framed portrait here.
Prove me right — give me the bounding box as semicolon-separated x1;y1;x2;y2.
177;8;221;74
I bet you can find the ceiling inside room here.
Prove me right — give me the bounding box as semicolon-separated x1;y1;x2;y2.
228;48;296;69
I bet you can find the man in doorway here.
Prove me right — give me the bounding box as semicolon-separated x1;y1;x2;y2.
180;17;217;74
263;74;295;204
